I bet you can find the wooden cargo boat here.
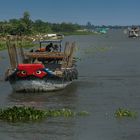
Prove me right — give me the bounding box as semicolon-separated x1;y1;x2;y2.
5;36;78;92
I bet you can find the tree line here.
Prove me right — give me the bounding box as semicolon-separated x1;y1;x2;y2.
0;11;133;36
0;11;82;36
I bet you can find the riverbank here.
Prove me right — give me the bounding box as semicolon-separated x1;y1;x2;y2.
0;31;100;51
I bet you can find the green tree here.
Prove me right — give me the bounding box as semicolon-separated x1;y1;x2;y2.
20;11;33;35
33;20;52;33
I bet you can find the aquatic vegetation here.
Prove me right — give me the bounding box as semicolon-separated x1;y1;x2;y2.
115;108;137;118
44;108;76;117
77;111;89;116
0;106;89;122
0;106;46;122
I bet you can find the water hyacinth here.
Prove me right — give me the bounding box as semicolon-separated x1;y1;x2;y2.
44;108;76;117
77;111;89;116
0;106;46;122
115;108;137;118
0;106;89;122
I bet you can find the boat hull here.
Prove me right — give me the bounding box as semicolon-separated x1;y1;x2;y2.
10;79;72;92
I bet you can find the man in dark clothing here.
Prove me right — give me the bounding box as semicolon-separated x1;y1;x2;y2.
46;43;53;52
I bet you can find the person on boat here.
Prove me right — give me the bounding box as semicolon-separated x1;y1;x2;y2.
53;44;59;52
46;43;53;52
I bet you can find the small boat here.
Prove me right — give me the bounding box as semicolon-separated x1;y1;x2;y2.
5;36;78;92
99;28;108;34
128;26;140;38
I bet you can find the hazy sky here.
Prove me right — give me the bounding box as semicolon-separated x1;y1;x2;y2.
0;0;140;25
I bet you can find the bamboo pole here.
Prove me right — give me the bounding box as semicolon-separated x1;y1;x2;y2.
17;37;25;63
67;42;76;67
12;43;18;67
61;42;71;68
6;38;13;68
6;36;19;69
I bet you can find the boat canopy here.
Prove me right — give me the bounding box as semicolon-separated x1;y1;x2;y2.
33;39;63;52
33;40;63;44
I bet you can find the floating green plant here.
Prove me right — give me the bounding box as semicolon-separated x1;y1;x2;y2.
0;106;46;122
115;108;137;118
77;111;89;116
0;106;89;122
44;108;76;117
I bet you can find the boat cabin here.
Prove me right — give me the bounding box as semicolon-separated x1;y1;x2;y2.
33;40;63;52
24;40;64;70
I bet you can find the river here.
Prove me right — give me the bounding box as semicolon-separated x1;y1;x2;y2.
0;29;140;140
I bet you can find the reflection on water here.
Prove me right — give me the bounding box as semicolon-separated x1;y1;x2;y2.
8;82;78;109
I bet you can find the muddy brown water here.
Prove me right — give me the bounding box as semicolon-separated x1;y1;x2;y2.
0;29;140;140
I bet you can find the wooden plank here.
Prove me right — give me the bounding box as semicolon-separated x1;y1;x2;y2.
24;52;64;59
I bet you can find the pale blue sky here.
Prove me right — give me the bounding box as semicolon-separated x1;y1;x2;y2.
0;0;140;25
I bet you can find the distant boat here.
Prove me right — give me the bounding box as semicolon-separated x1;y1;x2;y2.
99;29;107;34
5;36;78;92
128;26;140;38
96;28;108;34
